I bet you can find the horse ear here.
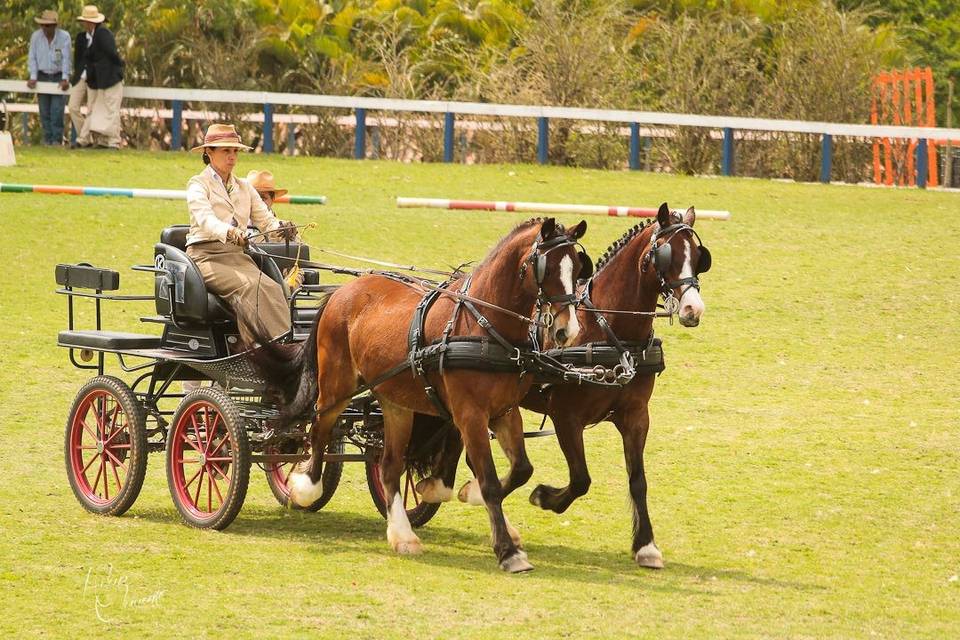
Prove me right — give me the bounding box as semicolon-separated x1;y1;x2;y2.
683;206;696;226
569;219;587;239
657;203;671;227
539;217;557;238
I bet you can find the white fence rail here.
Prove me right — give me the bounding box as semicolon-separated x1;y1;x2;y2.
2;79;958;185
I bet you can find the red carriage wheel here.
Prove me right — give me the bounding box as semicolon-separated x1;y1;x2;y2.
264;438;344;511
165;387;249;530
365;459;440;528
64;376;148;516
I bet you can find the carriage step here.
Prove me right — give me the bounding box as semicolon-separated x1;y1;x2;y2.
58;330;163;351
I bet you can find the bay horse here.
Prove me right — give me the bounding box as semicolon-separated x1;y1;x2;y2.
455;203;710;569
272;218;589;572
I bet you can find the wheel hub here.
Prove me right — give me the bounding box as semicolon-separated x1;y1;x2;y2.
96;440;104;454
199;453;207;466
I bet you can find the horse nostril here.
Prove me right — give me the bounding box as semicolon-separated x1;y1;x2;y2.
555;328;568;344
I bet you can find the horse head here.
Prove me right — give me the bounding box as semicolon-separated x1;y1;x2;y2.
643;203;710;327
519;218;590;347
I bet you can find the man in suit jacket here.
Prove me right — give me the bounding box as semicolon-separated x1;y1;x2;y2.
74;5;124;148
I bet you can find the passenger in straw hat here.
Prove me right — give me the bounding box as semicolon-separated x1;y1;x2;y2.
247;169;304;288
185;124;299;344
26;10;71;145
246;170;301;240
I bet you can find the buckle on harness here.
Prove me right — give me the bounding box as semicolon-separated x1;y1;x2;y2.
510;348;522;363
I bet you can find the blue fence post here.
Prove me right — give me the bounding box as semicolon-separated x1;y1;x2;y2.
170;100;182;151
354;108;367;160
286;121;296;156
721;127;734;176
537;117;549;164
262;103;273;153
916;138;928;189
821;133;833;183
629;123;640;170
443;112;455;163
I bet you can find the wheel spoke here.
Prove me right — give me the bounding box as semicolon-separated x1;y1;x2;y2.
209;461;230;482
94;396;106;439
102;457;110;500
89;454;104;491
182;431;203;453
190;413;203;451
408;472;420;507
282;464;294;486
208;434;229;458
206;456;233;462
207;471;213;513
79;417;98;441
109;455;123;494
103;447;128;473
193;467;205;508
81;451;100;476
209;473;224;505
103;416;127;446
206;412;223;454
183;465;203;490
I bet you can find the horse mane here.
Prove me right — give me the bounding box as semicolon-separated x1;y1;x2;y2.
472;217;551;272
592;220;654;277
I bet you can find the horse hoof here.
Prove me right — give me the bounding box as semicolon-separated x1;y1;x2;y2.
394;539;424;556
529;485;546;508
288;471;323;508
499;550;534;573
416;477;453;503
458;479;483;506
635;543;664;569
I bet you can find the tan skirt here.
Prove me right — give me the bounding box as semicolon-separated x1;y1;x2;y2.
187;241;291;344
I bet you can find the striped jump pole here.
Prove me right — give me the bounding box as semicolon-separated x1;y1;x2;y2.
0;183;326;205
396;197;731;221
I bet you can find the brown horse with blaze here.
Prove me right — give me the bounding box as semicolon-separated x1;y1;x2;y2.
269;217;588;572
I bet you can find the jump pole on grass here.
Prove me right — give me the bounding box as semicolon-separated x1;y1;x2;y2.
396;197;731;220
0;183;326;205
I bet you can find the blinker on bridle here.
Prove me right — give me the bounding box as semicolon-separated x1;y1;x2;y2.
643;222;711;302
519;232;584;306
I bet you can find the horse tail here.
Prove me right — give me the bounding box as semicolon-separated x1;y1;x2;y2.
286;299;323;420
247;297;328;423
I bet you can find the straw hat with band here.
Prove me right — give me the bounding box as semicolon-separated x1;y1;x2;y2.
246;170;288;198
35;10;59;25
191;123;253;153
76;5;106;23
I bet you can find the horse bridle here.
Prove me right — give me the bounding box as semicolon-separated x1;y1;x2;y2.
642;222;711;306
520;232;586;306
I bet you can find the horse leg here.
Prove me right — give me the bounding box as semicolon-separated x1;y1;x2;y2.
614;404;663;569
528;413;591;514
457;411;532;572
288;405;345;507
379;402;422;555
416;426;463;504
458;409;530;547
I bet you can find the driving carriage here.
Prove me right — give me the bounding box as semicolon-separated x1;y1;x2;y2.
57;224;439;531
58;207;708;572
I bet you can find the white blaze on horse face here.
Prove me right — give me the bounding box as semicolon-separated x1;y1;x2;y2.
677;239;705;323
557;254;580;344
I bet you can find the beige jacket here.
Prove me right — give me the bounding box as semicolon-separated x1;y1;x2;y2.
185;166;281;246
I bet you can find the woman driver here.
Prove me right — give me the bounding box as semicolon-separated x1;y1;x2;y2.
184;123;297;345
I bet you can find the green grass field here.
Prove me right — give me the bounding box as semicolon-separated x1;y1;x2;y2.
1;147;958;638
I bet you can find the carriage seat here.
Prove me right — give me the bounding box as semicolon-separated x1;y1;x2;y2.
155;226;293;325
58;330;162;351
154;243;233;323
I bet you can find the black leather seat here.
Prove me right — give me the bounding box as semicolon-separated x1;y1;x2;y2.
154;226;293;325
58;329;162;350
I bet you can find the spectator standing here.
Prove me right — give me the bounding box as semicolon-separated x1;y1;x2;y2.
68;12;92;147
75;5;124;149
26;10;71;145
